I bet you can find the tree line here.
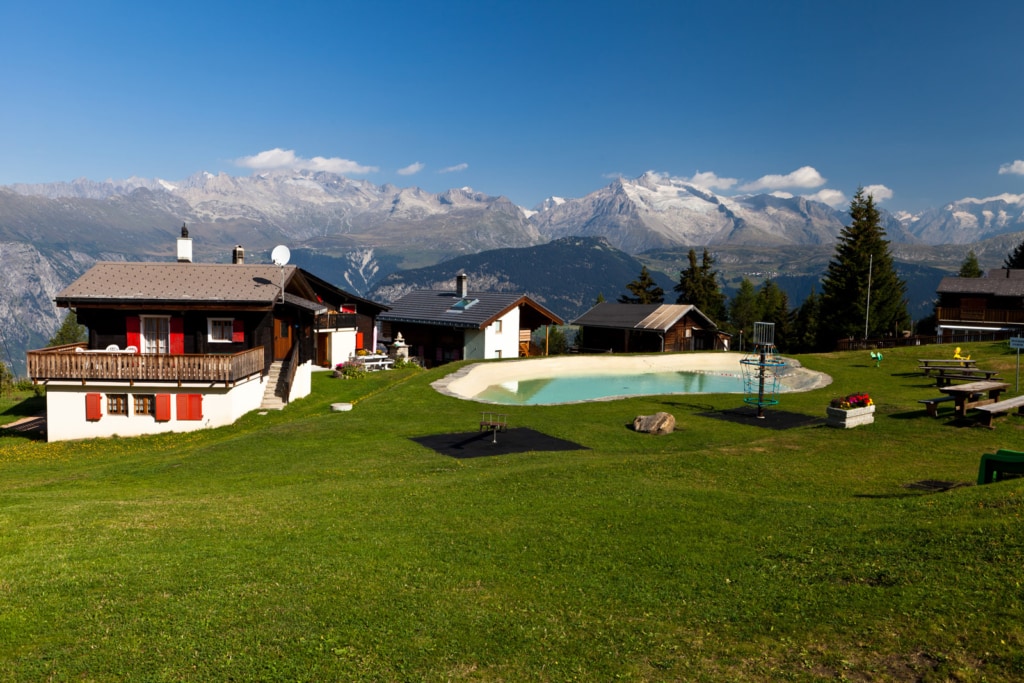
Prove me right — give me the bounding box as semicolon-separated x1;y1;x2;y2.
617;188;936;352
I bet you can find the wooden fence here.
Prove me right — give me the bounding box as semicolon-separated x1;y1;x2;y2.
27;345;266;385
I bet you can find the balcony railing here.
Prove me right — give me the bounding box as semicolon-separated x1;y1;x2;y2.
938;307;1024;324
315;312;358;330
27;344;266;386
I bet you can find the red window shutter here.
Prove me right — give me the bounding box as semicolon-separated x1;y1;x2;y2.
232;319;245;343
169;317;184;355
155;394;171;422
176;393;203;421
356;331;364;349
85;393;102;421
126;317;141;351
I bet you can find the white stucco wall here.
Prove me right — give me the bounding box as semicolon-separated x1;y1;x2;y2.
44;375;267;443
325;328;357;368
463;308;521;360
288;360;313;401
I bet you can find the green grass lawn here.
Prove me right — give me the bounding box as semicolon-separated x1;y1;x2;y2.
2;343;1024;681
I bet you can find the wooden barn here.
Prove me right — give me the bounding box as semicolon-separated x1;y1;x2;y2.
572;303;724;353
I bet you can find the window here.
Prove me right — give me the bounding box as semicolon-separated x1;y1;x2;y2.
107;394;128;416
142;316;170;354
134;394;156;417
494;319;503;334
208;318;234;343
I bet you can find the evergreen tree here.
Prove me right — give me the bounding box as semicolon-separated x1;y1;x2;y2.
1005;238;1024;269
756;279;792;350
729;278;759;341
818;188;909;347
618;266;664;304
792;287;821;353
958;250;983;277
49;310;87;346
674;248;727;322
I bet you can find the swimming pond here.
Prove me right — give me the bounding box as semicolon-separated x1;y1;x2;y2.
434;353;832;407
472;370;763;405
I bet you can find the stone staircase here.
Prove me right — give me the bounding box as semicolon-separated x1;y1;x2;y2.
260;361;288;410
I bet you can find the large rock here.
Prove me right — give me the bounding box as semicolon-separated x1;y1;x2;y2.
633;412;676;434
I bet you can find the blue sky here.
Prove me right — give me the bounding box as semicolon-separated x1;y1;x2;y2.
2;0;1023;213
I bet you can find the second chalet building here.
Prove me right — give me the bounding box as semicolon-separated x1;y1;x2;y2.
27;227;387;442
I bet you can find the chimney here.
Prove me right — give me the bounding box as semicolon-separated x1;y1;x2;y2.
456;273;468;298
177;223;193;263
232;244;245;264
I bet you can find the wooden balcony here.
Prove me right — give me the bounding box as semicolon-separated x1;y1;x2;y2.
27;344;266;386
315;312;358;330
937;307;1024;325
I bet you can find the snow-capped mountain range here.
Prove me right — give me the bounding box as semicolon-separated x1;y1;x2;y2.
9;169;1022;255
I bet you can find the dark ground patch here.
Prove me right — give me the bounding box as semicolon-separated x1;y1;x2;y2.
412;428;588;459
698;406;825;431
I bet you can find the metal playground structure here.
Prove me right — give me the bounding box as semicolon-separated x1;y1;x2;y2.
740;322;787;418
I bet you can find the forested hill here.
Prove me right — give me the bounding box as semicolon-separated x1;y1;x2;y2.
367;237;676;322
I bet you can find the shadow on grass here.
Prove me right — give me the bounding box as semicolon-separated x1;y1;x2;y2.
697;406;825;431
1;395;45;418
412;428;588;459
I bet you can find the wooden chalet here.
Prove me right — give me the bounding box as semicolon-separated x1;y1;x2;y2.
377;274;563;366
936;268;1024;340
572;302;724;353
27;230;387;442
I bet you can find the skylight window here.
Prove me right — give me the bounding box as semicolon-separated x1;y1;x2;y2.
449;297;479;312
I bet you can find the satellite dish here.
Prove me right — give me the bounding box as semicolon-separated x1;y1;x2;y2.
271;245;291;266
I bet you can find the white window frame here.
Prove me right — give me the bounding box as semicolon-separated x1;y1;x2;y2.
141;315;170;355
494;319;503;334
208;317;235;344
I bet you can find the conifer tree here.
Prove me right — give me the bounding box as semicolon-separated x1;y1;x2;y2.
958;250;983;277
49;310;87;346
674;248;727;322
756;279;791;350
1005;239;1024;269
728;278;759;339
817;188;909;347
792;287;821;353
618;266;664;304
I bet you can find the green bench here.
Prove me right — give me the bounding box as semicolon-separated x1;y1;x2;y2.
978;449;1024;485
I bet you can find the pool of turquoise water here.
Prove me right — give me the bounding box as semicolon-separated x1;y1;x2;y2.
473;370;777;405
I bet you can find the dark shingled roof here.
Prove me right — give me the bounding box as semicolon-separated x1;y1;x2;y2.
572;302;717;331
937;269;1024;298
56;262;299;305
379;290;562;329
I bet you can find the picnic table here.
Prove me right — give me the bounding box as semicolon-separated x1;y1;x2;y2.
938;380;1010;418
929;367;1001;386
360;355;394;371
918;358;977;374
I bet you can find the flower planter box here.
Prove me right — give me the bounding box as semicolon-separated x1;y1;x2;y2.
826;404;875;428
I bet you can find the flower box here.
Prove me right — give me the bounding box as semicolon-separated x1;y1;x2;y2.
826;404;875;428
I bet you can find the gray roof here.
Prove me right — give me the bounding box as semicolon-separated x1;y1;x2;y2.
379;290;560;329
572;302;718;331
55;262;301;306
937;269;1024;297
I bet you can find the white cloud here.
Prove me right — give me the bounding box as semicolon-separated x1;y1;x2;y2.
439;163;469;174
684;170;738;191
740;165;826;191
802;188;847;207
999;160;1024;175
862;184;894;202
397;162;425;176
235;148;378;174
769;191;794;199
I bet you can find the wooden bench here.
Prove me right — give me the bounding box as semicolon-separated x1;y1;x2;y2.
978;449;1024;484
974;395;1024;428
918;395;956;418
